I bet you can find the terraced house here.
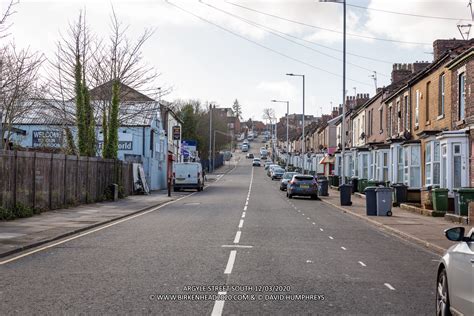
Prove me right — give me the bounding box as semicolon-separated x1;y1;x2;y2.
332;38;473;207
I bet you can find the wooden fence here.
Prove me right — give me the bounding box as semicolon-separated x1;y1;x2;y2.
0;151;134;211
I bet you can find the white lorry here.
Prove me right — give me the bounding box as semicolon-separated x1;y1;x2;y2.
173;162;204;192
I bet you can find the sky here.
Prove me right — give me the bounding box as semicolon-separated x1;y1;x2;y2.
3;0;473;122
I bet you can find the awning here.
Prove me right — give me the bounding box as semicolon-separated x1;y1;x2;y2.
319;155;335;164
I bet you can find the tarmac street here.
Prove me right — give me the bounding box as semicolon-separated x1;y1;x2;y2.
0;147;441;315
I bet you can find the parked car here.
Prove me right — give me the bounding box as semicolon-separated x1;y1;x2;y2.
173;162;204;192
267;164;279;176
280;172;298;191
436;226;474;316
252;158;261;167
271;167;285;180
264;161;273;170
286;175;318;199
246;153;254;159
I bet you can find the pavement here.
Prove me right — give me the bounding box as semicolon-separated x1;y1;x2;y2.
319;189;473;255
0;161;236;259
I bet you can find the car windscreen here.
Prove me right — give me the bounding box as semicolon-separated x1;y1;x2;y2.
275;168;285;173
283;173;296;179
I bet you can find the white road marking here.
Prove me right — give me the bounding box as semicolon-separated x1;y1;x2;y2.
329;236;334;240
384;283;396;291
307;217;310;220
302;213;305;215
238;219;244;228
233;231;241;243
320;228;324;231
211;291;227;316
358;261;367;267
312;222;316;225
246;197;249;201
224;250;237;274
242;212;246;218
245;201;248;206
341;247;347;250
243;206;248;211
221;245;253;248
297;209;300;212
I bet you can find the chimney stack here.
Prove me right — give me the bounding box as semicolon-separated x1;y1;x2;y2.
433;39;466;60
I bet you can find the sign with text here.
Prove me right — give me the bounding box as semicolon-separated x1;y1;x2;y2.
181;140;197;158
172;125;181;140
97;133;133;151
32;130;63;148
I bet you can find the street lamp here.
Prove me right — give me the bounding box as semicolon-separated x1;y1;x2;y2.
320;0;346;184
286;73;305;174
272;100;289;170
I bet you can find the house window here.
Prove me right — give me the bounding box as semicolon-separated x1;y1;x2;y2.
404;95;409;131
396;100;401;133
404;144;421;187
376;150;389;181
441;144;447;188
361;153;369;179
425;141;440;186
370;151;376;180
459;72;466;120
397;146;404;183
379;108;383;132
425;81;430;122
388;106;392;137
439;74;445;116
415;90;420;126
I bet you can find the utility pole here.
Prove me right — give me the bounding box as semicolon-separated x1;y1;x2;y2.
208;104;213;173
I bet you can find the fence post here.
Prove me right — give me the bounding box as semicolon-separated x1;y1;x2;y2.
13;150;17;207
96;158;100;201
32;152;36;210
86;157;90;203
49;153;53;210
75;155;79;203
63;155;67;206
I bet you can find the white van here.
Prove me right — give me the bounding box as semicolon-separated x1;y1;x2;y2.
173;162;204;192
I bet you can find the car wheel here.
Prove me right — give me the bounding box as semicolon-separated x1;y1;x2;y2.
436;268;451;316
311;195;317;200
288;194;293;199
271;177;274;180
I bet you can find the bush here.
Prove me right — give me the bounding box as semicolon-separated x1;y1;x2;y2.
0;203;37;221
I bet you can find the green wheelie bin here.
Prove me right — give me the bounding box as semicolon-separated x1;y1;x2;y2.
432;188;449;212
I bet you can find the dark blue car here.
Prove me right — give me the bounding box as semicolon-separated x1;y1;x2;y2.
287;175;318;200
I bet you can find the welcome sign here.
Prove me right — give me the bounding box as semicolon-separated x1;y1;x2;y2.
32;130;63;148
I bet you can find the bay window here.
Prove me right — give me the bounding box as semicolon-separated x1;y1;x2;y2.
403;143;421;188
358;152;369;179
437;131;469;191
375;149;389;182
425;140;441;187
390;143;404;184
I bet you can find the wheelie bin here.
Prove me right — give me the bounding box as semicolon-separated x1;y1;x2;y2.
432;188;449;212
364;186;377;216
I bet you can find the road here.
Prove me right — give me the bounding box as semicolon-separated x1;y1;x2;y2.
0;139;439;315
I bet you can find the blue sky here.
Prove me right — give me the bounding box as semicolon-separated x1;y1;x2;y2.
5;0;473;121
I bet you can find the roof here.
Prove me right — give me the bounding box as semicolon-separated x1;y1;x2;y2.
12;99;162;127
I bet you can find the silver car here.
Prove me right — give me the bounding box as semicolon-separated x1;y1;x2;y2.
436;226;474;315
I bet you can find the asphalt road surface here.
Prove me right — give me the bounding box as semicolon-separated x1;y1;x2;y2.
0;139;439;315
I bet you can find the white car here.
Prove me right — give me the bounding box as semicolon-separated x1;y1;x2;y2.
252;158;261;167
436;226;474;315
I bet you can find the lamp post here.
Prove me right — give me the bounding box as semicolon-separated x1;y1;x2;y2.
286;73;305;173
209;104;213;173
272;100;289;170
320;0;346;184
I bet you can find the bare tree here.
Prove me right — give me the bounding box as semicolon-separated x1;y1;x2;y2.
262;107;276;123
0;0;18;39
0;44;44;148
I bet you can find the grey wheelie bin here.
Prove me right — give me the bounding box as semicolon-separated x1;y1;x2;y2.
376;187;393;216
